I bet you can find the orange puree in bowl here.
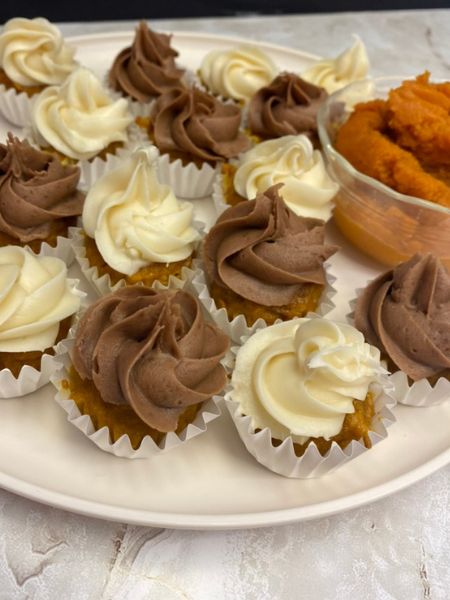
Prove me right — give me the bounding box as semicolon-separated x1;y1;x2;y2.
335;73;450;209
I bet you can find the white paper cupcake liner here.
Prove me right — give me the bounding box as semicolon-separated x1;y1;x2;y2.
189;258;337;344
156;151;218;199
348;291;450;408
51;350;222;459
0;83;35;127
29;232;76;267
225;380;395;478
70;226;197;297
0;277;86;399
49;273;233;459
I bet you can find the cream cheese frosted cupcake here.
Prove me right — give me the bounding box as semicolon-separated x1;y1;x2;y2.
75;145;201;294
31;67;134;165
0;17;77;126
200;184;337;329
301;35;370;94
248;73;328;144
226;317;394;477
199;45;277;103
354;253;450;406
0;245;83;396
53;286;229;456
109;21;185;104
216;134;339;220
0;134;84;254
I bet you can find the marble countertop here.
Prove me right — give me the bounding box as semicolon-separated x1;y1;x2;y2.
1;10;449;600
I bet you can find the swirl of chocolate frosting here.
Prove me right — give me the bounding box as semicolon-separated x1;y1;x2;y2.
0;134;84;243
109;21;185;102
354;254;450;381
248;72;328;140
151;87;251;162
203;184;337;306
72;287;230;432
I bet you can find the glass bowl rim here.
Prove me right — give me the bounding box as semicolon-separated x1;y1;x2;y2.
317;75;450;216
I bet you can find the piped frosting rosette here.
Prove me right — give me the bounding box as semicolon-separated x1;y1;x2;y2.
108;20;186;117
225;316;395;478
27;67;139;185
352;254;450;407
150;86;250;198
0;17;78;126
51;284;230;458
199;45;277;103
72;145;201;295
0;245;85;398
213;134;339;221
0;134;85;264
190;185;337;343
301;35;370;94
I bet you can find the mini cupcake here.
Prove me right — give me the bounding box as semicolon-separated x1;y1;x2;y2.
148;86;251;198
214;134;339;220
30;67;134;170
0;133;84;258
301;35;370;94
0;17;77;126
354;253;450;406
109;21;186;105
0;245;83;398
74;145;201;295
226;317;394;478
53;286;230;457
199;184;337;335
199;45;277;104
247;73;327;145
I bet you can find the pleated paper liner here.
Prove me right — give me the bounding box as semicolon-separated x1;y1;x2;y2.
348;291;450;408
225;335;396;479
0;275;86;399
70;226;200;297
0;83;35;127
50;276;233;459
189;257;337;344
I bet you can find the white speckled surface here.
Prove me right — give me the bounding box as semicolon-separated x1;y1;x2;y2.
0;11;449;599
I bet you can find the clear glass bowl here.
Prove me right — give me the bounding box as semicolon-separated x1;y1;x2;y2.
317;77;450;268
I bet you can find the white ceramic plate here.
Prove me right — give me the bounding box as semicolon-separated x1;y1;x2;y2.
0;31;448;530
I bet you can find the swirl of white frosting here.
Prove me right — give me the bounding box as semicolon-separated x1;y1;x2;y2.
232;318;384;442
199;45;277;102
301;36;370;94
32;67;133;161
82;146;201;275
0;17;77;87
0;246;81;353
233;135;339;220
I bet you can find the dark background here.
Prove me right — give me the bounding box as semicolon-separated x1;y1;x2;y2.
1;0;450;22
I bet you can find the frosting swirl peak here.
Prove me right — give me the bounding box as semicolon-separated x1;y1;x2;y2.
248;73;327;141
0;134;84;243
152;87;250;162
0;17;77;87
203;184;337;306
109;21;185;102
354;254;450;381
72;287;229;432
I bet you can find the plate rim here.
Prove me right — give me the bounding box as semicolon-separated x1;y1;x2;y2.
0;445;448;529
0;29;448;530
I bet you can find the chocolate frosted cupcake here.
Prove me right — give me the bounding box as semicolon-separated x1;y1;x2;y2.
149;86;251;198
248;73;327;144
53;287;230;456
0;134;84;257
200;184;337;331
109;21;185;104
354;254;450;406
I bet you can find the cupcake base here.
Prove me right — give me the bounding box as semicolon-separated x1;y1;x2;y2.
0;216;78;255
